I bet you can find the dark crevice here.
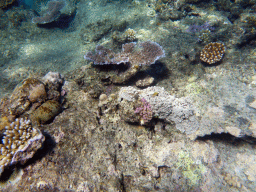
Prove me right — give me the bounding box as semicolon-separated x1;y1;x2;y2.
196;132;256;145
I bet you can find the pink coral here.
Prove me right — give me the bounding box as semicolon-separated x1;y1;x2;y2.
134;98;153;125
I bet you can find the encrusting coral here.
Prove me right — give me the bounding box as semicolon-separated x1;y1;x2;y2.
0;78;47;119
30;100;61;125
0;117;45;176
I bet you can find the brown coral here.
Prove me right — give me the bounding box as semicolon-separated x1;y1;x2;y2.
30;100;61;124
200;42;226;64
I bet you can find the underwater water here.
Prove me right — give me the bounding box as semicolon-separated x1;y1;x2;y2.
0;0;256;191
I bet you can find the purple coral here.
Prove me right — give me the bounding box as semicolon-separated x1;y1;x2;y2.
138;41;165;65
85;45;129;65
84;41;165;66
134;98;153;125
186;22;214;34
32;0;66;24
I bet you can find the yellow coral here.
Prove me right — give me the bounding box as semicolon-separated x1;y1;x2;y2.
200;42;225;64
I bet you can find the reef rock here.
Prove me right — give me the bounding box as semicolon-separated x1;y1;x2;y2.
118;86;199;134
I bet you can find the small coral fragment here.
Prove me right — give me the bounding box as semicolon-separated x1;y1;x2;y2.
200;42;226;64
123;28;137;42
134;98;153;125
0;117;45;176
136;77;154;88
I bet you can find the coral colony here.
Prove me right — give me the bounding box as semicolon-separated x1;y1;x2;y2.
32;0;66;24
200;42;226;64
84;41;165;66
134;98;153;125
0;118;44;175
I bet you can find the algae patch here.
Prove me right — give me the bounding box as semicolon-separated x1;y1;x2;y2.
176;151;207;186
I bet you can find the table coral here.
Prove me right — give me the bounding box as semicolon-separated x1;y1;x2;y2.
85;41;165;83
200;42;226;64
0;117;45;176
32;0;66;24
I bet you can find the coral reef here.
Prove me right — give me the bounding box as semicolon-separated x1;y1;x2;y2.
200;42;226;64
0;117;44;176
32;0;66;24
1;0;256;190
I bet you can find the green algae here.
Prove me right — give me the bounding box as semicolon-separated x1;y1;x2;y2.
176;151;207;186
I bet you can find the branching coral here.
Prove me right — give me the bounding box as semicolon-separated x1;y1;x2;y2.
0;117;45;175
